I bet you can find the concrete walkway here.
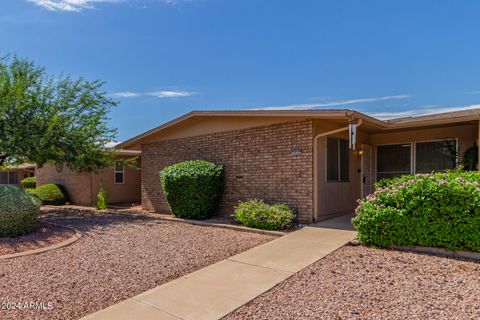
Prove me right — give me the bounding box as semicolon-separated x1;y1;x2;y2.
82;215;356;320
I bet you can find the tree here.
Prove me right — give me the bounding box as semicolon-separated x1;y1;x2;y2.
0;54;117;172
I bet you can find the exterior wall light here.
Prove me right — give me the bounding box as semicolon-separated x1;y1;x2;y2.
353;149;364;157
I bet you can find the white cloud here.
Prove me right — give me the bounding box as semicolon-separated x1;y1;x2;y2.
27;0;122;12
147;90;196;98
252;95;411;111
109;91;140;98
27;0;185;11
109;89;196;99
369;104;480;120
467;91;480;95
105;141;119;148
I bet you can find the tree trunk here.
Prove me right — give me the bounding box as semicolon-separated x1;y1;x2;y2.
0;154;8;167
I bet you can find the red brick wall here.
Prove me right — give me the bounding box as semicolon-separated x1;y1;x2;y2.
141;120;314;223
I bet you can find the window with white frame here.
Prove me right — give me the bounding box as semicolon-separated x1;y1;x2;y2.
114;161;124;184
376;139;457;181
327;137;349;182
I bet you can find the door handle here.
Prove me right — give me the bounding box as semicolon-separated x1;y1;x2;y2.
363;176;367;183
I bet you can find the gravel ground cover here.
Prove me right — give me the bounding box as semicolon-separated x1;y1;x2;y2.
226;245;480;320
0;208;276;320
0;222;75;255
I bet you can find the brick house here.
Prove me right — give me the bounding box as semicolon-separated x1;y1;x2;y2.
117;109;479;223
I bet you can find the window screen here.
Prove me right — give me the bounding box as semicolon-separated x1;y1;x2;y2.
376;144;411;181
0;172;7;184
327;137;349;182
339;139;349;181
415;140;457;173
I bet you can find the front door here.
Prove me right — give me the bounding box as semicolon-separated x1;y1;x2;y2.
361;144;372;197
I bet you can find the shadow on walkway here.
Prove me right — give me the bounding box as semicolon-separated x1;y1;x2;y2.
310;213;355;231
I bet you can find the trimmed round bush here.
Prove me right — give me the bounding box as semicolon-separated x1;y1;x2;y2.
234;199;295;230
352;170;480;252
0;185;41;237
28;183;67;205
160;160;224;219
21;176;36;189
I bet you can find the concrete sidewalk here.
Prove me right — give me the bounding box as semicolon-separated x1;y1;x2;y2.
82;216;356;320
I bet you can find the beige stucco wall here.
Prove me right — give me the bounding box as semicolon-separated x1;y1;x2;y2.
91;160;141;205
313;121;478;220
36;165;93;205
36;158;141;206
313;119;369;220
369;123;477;180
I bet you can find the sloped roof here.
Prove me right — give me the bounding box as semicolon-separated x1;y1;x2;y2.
119;108;480;148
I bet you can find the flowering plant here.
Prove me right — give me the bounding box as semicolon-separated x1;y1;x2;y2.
352;169;480;251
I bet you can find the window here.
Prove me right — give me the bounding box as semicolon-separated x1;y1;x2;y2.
8;172;18;185
0;172;7;184
114;161;124;184
327;137;349;181
0;171;19;185
24;172;35;179
415;140;457;173
376;144;412;181
376;139;458;181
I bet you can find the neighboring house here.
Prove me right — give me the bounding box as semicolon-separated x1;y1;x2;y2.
36;150;141;206
0;164;36;187
118;108;480;224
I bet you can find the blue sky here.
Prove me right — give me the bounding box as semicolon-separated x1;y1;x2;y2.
2;1;480;141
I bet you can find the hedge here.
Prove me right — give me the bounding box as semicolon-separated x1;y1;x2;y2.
160;160;224;219
235;199;295;230
21;176;36;189
28;183;68;205
352;170;480;252
0;185;41;237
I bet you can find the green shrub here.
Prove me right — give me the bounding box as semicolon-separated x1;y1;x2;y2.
234;199;295;230
0;185;41;237
21;176;36;189
28;183;67;205
353;170;480;252
96;185;108;210
160;160;224;219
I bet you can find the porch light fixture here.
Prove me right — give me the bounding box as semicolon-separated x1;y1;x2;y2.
353;149;364;157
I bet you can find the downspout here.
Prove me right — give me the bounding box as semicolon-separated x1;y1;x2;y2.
312;117;363;221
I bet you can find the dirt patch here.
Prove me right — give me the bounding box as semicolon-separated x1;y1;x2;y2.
0;222;75;256
0;209;276;320
225;245;480;320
